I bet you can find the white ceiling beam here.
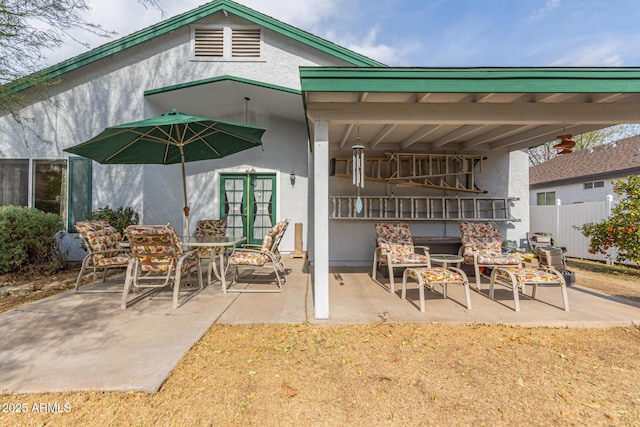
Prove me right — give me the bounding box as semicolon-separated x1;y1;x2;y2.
431;125;488;148
359;92;369;102
416;93;432;103
488;124;582;150
474;93;495;103
306;102;640;124
338;123;354;149
370;124;398;148
461;125;535;149
532;93;567;103
401;125;441;149
504;124;609;152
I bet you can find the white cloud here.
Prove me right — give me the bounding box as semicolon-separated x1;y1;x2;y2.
549;41;626;66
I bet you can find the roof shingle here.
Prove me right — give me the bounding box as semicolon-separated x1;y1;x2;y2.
529;135;640;185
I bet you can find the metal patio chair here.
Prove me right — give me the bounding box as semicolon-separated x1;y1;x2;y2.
372;222;431;293
459;221;521;290
193;219;227;284
74;221;131;293
226;219;290;292
122;224;202;309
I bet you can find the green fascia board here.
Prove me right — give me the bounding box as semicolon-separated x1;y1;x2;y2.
144;75;301;97
4;0;383;95
300;67;640;93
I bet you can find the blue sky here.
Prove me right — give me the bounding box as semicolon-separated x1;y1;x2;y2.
46;0;640;67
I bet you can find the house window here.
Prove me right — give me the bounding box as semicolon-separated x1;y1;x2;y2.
536;191;556;206
192;26;262;60
583;181;605;190
0;158;91;231
0;159;28;206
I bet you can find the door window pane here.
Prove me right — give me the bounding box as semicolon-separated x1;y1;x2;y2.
0;159;29;206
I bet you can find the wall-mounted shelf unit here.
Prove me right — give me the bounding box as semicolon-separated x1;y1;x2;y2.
329;196;519;221
332;153;485;193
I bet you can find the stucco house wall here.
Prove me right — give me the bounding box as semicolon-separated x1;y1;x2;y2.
0;5;365;259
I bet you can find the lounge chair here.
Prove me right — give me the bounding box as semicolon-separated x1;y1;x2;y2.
372;222;430;293
459;221;521;290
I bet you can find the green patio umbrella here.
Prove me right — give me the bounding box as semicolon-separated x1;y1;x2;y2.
64;109;266;233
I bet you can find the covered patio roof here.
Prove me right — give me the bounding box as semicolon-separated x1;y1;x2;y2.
301;66;640;319
300;67;640;152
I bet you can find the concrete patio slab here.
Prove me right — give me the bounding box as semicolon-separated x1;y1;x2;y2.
0;280;240;394
0;258;638;394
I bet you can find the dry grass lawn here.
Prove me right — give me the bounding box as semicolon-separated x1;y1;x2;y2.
1;259;639;426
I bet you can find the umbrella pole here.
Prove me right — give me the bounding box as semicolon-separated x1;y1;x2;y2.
180;146;190;235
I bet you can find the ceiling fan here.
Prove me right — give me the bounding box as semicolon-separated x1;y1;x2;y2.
553;133;576;154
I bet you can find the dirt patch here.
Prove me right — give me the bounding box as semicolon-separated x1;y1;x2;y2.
1;260;639;425
1;324;639;425
566;259;640;304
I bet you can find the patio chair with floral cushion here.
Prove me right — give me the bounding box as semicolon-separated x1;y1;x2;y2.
122;224;202;309
372;223;431;294
74;221;131;293
226;219;289;292
459;221;521;290
193;219;227;284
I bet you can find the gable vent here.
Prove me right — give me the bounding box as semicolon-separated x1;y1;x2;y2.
231;28;261;57
194;28;224;57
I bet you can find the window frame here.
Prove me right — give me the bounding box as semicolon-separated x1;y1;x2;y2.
583;180;605;190
536;191;556;206
0;157;92;231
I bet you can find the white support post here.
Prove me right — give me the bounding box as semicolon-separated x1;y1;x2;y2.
313;120;330;319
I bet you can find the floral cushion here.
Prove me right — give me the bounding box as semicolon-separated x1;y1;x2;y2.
474;249;521;266
126;225;196;274
193;219;227;256
228;250;269;267
459;221;519;265
193;219;227;237
407;267;467;285
375;223;413;245
496;267;561;286
75;221;127;266
460;222;503;252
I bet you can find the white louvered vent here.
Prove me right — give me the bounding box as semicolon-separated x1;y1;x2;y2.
231;28;261;57
194;28;224;57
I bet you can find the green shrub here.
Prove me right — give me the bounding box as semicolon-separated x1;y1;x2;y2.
83;205;140;234
578;175;640;264
0;205;64;274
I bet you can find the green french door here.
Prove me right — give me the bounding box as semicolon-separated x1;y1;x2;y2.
220;173;277;245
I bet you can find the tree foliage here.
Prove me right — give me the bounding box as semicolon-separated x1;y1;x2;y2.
0;0;162;142
528;124;640;166
578;175;640;265
83;205;140;235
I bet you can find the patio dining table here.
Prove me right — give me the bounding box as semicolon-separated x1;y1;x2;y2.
181;236;247;292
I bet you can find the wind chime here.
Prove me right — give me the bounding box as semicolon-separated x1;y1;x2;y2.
553;133;576;154
352;129;365;213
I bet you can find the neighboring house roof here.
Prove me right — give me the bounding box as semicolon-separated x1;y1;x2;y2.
5;0;385;95
529;135;640;188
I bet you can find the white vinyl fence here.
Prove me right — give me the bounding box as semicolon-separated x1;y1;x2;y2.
529;196;614;263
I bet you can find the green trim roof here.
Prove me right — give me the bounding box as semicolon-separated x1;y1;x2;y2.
300;67;640;93
6;0;384;94
144;75;301;97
